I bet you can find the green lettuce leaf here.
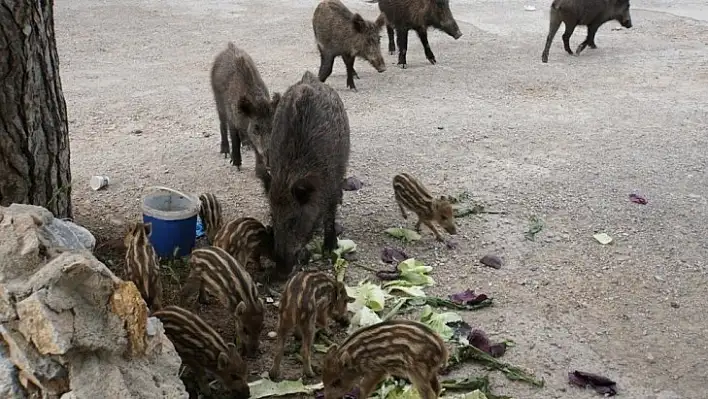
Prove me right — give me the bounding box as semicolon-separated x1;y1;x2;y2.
346;281;388;313
419;305;462;341
397;258;434;286
384;228;421;242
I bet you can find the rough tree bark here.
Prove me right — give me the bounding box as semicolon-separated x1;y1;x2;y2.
0;0;72;218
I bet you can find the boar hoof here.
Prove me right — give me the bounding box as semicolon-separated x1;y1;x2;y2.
389;50;396;55
268;369;280;381
398;63;407;69
428;57;437;65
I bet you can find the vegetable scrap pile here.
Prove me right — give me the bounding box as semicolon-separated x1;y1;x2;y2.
248;237;546;399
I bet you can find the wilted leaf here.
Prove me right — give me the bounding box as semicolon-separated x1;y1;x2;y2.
629;193;647;205
385;228;421;242
381;247;409;263
468;329;507;358
449;289;489;305
419;305;462;341
593;233;613;245
334;257;348;282
524;216;544;241
568;371;617;396
376;268;401;281
248;378;323;399
383;280;427;297
342;176;364;191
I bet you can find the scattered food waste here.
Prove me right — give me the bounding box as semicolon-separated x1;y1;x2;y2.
524;216;544;241
629;193;647;205
446;240;459;250
380;247;409;264
449;289;489;306
568;370;618;396
479;254;502;269
593;233;613;245
468;329;507;358
342;176;364;191
384;227;422;242
524;5;536;11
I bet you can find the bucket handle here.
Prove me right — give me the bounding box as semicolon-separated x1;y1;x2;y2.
145;186;201;208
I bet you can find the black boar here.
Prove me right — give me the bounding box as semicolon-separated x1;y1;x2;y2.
378;0;463;68
265;70;350;277
210;42;280;179
313;0;387;92
541;0;633;63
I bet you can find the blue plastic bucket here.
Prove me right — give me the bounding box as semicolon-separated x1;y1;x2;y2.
141;186;200;259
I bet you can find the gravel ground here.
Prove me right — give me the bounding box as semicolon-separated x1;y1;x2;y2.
55;0;707;398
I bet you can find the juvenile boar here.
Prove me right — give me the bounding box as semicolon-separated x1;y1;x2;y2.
266;70;351;276
269;271;353;379
378;0;463;68
199;193;223;244
322;319;448;399
211;41;281;177
541;0;632;63
152;305;250;398
213;216;274;272
123;221;163;312
181;246;265;356
392;172;457;242
313;0;387;91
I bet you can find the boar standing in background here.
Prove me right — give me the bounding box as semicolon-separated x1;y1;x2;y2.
541;0;633;63
313;0;387;91
265;70;351;278
210;42;280;183
378;0;463;68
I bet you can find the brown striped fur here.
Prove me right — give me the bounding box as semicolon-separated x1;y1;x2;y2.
213;216;274;271
152;305;250;398
392;172;457;241
269;271;354;379
199;193;223;244
322;319;449;399
181;246;265;356
123;221;163;312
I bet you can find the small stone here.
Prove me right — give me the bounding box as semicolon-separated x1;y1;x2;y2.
646;353;655;363
670;301;680;309
265;297;274;304
654;275;664;282
267;331;277;339
480;254;502;269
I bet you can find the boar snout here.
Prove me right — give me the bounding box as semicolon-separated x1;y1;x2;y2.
444;225;457;235
622;18;632;29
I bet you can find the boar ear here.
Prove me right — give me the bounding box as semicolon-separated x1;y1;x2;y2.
271;92;281;111
292;177;317;204
339;351;353;369
236;301;247;315
238;97;256;117
374;13;386;30
352;13;366;33
325;344;339;357
143;222;152;237
217;351;229;371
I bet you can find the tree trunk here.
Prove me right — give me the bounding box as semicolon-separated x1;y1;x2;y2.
0;0;72;218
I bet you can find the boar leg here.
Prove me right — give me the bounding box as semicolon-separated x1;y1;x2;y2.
386;24;396;55
269;323;292;380
576;22;601;55
342;54;358;91
300;320;317;377
415;28;436;65
342;58;359;79
317;47;336;83
229;122;243;170
541;10;563;63
322;201;339;254
358;374;386;399
409;371;438;399
395;27;409;68
397;202;408;219
255;151;271;193
430;375;442;396
561;21;577;55
192;367;213;396
218;109;230;157
422;219;445;242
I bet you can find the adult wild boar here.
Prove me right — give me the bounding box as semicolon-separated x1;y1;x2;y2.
541;0;633;63
211;42;280;179
378;0;463;68
313;0;387;91
265;71;350;277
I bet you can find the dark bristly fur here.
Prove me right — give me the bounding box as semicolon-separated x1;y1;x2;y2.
378;0;462;68
212;216;274;272
152;305;250;398
266;70;351;277
199;193;223;244
269;271;353;380
210;41;281;183
541;0;632;63
181;246;265;356
123;221;163;312
322;319;449;399
313;0;387;91
392;173;457;241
